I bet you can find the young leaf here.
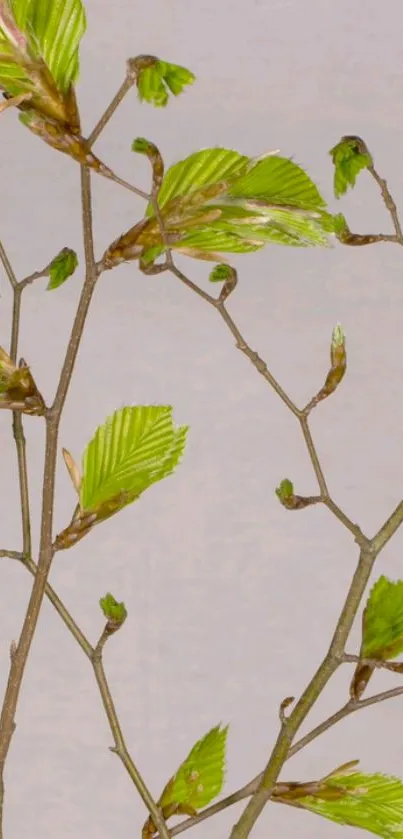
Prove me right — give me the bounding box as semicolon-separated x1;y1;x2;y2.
276;479;294;504
147;148;250;214
360;576;403;660
136;58;195;108
295;768;403;839
209;264;234;283
100;593;127;627
159;724;228;812
80;406;188;512
330;136;373;199
47;247;78;290
9;0;86;93
228;155;327;211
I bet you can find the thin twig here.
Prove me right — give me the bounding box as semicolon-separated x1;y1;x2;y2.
160;685;403;838
88;76;135;148
298;415;328;496
228;546;376;839
343;653;403;674
0;240;17;289
368;165;403;244
0;165;99;786
92;630;170;839
168;263;364;541
9;283;32;556
1;550;168;832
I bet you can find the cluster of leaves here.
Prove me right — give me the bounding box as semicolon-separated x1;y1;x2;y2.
103;146;337;270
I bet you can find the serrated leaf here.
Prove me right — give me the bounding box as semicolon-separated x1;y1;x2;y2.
80;406;188;512
137;59;195;108
148;148;250;214
100;592;127;626
297;769;403;839
9;0;86;92
173;206;330;253
360;576;403;660
159;725;228;812
228;155;327;211
330;137;372;199
47;247;78;290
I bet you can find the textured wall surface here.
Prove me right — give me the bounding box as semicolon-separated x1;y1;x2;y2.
1;1;403;837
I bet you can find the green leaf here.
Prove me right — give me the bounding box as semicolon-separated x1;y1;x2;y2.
47;247;78;290
209;264;234;283
100;593;127;626
160;725;228;811
360;576;403;660
228;155;327;211
148;148;250;214
11;0;86;91
297;768;403;839
276;479;294;503
173;204;330;253
137;58;195;108
80;406;188;512
330;136;372;199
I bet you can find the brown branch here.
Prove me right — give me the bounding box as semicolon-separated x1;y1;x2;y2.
160;684;403;838
368;165;403;244
88;75;135;147
0;548;168;834
92;630;170;839
168;262;365;544
0;164;99;789
343;653;403;674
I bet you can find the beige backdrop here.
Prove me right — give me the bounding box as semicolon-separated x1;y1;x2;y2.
1;0;403;837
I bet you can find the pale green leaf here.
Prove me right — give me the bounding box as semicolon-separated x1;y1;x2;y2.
149;148;250;214
137;59;195;108
330;137;372;199
361;576;403;660
160;725;228;811
47;247;78;290
174;226;265;255
298;769;403;839
172;204;330;253
80;406;188;512
6;0;86;92
100;593;127;626
228;155;327;211
209;264;234;283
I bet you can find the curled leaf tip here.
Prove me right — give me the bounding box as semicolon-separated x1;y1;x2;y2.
135;57;195;107
331;323;345;348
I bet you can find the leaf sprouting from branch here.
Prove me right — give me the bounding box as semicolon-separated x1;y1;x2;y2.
54;406;188;550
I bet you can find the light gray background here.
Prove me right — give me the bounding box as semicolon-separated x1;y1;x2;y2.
1;0;403;836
